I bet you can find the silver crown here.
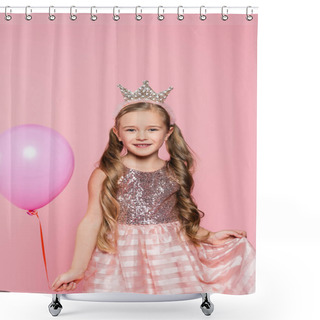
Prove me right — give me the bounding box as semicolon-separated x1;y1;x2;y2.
117;80;173;103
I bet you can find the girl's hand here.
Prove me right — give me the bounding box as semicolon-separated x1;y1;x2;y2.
209;230;247;245
51;269;85;292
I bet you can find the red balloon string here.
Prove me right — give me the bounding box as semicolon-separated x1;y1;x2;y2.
26;209;52;291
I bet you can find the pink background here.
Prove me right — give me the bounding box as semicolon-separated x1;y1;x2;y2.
0;13;257;293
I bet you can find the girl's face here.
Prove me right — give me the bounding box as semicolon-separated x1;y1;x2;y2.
113;110;173;158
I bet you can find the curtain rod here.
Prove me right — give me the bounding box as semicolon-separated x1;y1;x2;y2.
0;6;259;14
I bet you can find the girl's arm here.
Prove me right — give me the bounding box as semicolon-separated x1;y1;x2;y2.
197;226;247;245
69;168;105;274
197;226;214;238
51;168;106;291
194;226;214;244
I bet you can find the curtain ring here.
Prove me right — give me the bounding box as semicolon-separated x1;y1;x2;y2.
25;6;32;21
157;6;165;21
246;6;253;21
49;6;56;21
200;5;207;21
113;6;120;21
91;6;97;21
70;6;77;21
177;6;184;21
5;6;12;21
135;6;142;21
221;6;228;21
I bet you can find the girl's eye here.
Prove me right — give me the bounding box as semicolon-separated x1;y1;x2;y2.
125;129;158;132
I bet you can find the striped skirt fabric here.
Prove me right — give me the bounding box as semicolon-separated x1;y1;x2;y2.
82;220;255;295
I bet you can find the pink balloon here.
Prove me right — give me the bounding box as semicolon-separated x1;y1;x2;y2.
0;124;74;210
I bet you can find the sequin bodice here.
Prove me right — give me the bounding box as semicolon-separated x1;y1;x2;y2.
117;162;180;225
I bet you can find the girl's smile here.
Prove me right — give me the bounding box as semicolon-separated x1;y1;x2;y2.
134;144;151;148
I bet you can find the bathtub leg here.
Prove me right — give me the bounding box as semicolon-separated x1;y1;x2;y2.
200;293;214;316
48;294;63;317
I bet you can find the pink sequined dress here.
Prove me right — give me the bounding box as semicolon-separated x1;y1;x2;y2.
82;161;256;295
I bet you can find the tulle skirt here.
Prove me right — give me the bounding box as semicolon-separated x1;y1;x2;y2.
82;220;255;295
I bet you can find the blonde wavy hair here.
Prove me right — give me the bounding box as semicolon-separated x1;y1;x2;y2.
95;102;211;254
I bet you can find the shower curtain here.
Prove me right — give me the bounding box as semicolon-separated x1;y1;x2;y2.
0;9;258;295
